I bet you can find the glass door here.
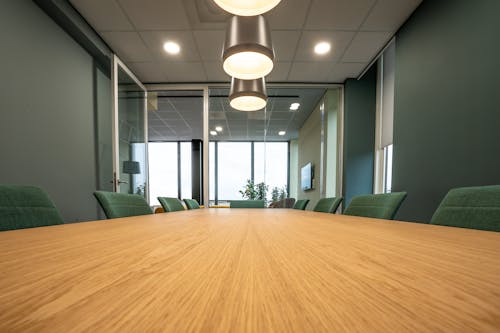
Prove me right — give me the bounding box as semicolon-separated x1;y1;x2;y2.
112;56;148;199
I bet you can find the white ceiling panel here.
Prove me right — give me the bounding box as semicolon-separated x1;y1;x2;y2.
294;31;356;62
288;62;336;82
128;62;168;83
266;62;292;82
272;31;301;62
362;0;422;32
140;31;201;62
71;0;133;31
305;0;376;30
193;30;225;61
342;31;392;62
328;62;367;82
266;0;311;30
70;0;421;83
203;61;229;82
101;32;152;62
118;0;190;30
160;62;207;82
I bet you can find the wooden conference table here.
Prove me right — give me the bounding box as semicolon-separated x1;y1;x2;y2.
0;209;499;332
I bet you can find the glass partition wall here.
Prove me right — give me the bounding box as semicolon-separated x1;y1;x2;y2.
146;90;204;206
112;56;148;199
145;84;343;209
208;86;343;208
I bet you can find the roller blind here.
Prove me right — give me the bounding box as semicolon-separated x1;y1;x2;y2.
380;40;395;148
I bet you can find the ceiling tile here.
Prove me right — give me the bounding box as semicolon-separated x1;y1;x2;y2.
159;62;207;82
288;62;336;82
127;62;168;83
140;31;201;62
70;0;133;31
193;30;225;61
203;61;230;82
305;0;376;30
272;31;301;62
294;31;356;62
266;0;312;30
101;32;152;62
361;0;422;32
342;31;392;62
327;62;367;82
266;62;291;82
118;0;190;30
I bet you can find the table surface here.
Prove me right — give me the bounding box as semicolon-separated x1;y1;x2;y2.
0;209;499;332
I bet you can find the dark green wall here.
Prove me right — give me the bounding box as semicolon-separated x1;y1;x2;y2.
0;0;111;222
342;66;377;207
392;0;500;222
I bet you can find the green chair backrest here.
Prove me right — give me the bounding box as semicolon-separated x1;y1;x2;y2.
183;198;200;210
430;185;500;232
313;197;343;213
0;185;64;231
293;199;310;210
158;197;185;212
94;191;152;219
230;200;266;208
343;192;407;220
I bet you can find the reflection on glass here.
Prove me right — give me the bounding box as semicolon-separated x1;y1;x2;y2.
147;90;203;204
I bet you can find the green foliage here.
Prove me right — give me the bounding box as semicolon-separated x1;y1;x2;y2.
271;187;280;202
240;179;268;200
271;186;288;203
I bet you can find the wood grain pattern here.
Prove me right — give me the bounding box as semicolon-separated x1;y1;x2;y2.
0;209;499;332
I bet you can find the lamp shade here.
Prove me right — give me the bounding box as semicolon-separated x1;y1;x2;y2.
222;15;274;80
229;77;267;111
123;161;140;174
213;0;282;16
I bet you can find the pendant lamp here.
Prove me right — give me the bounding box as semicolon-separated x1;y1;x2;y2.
229;77;267;111
222;15;274;80
213;0;282;16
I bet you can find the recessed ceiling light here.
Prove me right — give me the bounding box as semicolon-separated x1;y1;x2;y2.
278;131;286;136
215;126;223;132
163;41;180;55
210;130;217;136
290;103;300;111
314;42;331;55
213;0;282;16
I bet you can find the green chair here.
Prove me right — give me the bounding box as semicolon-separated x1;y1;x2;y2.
313;197;343;213
183;198;200;210
430;185;500;232
343;192;407;220
0;185;64;231
293;199;310;210
230;200;266;208
94;191;152;219
158;197;185;212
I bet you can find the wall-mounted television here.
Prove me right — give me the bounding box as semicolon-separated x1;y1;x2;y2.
301;162;314;191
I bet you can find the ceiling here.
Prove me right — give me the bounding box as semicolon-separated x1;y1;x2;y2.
148;87;329;141
69;0;422;84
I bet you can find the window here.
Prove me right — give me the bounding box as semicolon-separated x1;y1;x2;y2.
254;142;288;201
148;142;192;205
384;144;393;193
217;142;252;200
210;141;289;204
149;143;178;205
180;142;192;199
